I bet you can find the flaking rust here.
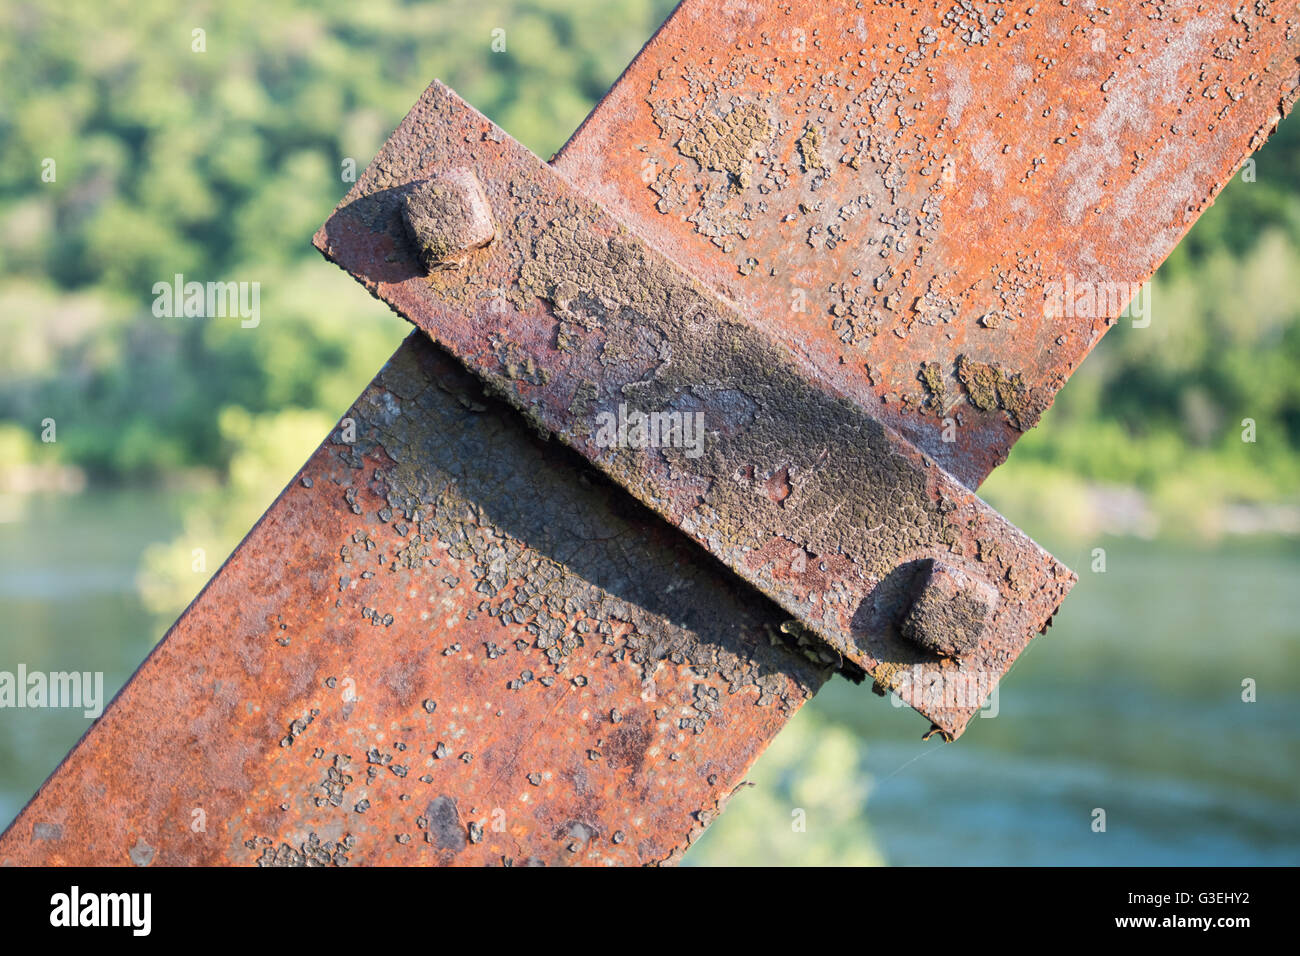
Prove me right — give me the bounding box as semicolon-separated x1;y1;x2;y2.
8;0;1294;867
557;0;1300;488
0;335;826;866
314;79;1075;738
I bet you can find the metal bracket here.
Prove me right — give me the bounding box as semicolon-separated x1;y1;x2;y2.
315;81;1075;739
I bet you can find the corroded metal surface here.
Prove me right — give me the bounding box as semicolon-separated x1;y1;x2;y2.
9;0;1293;867
0;335;828;866
403;167;497;270
900;558;998;657
313;80;1075;737
557;0;1300;487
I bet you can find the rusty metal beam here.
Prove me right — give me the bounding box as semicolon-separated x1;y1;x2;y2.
313;80;1075;739
555;0;1300;487
4;0;1295;867
0;336;826;865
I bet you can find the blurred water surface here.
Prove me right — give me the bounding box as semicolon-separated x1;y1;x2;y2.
691;532;1300;865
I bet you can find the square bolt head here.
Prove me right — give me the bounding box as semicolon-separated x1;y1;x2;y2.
900;559;998;658
401;167;496;271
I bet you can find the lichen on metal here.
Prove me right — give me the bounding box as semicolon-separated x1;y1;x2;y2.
313;80;1075;739
900;558;998;658
0;336;826;866
401;167;497;271
5;0;1296;867
556;0;1300;487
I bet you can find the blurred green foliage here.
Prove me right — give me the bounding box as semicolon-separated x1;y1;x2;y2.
1;0;1298;540
685;708;883;866
0;0;678;480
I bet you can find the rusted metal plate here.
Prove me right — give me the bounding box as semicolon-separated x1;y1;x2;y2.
314;80;1074;738
12;0;1282;867
555;0;1300;487
0;335;829;866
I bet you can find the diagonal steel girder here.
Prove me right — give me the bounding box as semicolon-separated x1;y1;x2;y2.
557;0;1300;488
3;0;1295;866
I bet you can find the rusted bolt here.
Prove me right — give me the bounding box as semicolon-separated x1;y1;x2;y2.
899;559;998;658
401;167;496;271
